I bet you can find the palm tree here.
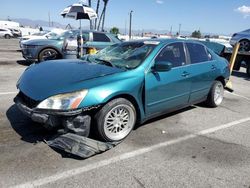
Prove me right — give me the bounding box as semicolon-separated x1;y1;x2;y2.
97;0;109;31
95;0;101;30
88;0;93;29
101;0;109;31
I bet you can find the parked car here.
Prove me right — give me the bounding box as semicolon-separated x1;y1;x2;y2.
21;30;121;62
20;29;65;43
9;28;22;37
0;28;13;39
15;39;230;142
230;29;250;52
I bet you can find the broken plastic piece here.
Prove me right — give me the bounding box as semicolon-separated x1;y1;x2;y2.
47;133;120;158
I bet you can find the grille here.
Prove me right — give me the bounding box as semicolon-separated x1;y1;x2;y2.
18;92;40;108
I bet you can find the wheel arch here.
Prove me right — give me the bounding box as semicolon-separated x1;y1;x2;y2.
215;76;226;86
239;38;250;42
105;94;142;124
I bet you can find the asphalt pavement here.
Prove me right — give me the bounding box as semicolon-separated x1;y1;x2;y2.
0;39;250;188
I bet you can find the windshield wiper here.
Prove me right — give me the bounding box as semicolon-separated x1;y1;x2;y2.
95;58;114;67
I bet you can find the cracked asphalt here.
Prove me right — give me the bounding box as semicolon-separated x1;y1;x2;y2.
0;39;250;188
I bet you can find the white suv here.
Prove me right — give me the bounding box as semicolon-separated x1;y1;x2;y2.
0;28;13;39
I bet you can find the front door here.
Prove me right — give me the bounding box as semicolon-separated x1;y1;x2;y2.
145;42;191;117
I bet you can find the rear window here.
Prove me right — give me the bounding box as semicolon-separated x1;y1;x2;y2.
186;43;210;64
93;33;111;42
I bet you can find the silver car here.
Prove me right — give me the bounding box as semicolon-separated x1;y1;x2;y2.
230;29;250;52
0;28;13;39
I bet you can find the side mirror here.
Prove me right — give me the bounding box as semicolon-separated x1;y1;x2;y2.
153;61;172;72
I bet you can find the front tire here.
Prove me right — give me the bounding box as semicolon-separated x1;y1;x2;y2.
94;98;136;142
205;81;224;107
38;48;59;62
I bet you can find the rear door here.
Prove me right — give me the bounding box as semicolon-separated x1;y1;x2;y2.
185;42;218;104
145;42;191;117
88;32;113;50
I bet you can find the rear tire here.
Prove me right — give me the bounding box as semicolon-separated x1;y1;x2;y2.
38;48;59;62
246;64;250;77
205;81;224;107
5;34;11;39
239;39;250;52
94;98;136;142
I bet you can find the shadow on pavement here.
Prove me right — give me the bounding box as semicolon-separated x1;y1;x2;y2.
232;70;250;81
138;106;196;129
17;60;33;66
6;104;55;144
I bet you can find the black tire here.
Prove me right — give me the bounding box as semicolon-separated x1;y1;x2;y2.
205;81;224;108
5;34;11;39
94;98;136;142
246;64;250;77
38;48;59;62
239;39;250;52
233;57;242;71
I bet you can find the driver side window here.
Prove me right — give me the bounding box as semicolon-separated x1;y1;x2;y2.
155;42;186;68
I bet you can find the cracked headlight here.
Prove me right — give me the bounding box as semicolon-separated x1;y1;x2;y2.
37;90;88;110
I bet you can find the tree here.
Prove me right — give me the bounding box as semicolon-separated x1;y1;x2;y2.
97;0;109;31
110;27;119;35
88;0;93;29
191;30;201;38
94;0;101;29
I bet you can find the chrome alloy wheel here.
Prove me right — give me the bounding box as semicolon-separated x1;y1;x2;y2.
214;82;224;106
103;104;135;141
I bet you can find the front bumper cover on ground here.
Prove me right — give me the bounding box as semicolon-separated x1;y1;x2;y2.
46;133;120;158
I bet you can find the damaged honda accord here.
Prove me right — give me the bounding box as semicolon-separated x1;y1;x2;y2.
14;39;230;142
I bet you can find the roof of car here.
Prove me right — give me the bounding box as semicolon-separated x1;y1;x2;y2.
66;29;114;34
123;38;203;45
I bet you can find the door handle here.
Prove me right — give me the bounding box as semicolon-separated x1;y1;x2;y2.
211;65;216;70
181;71;190;77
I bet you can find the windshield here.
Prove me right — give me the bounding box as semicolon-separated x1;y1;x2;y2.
31;31;49;36
82;41;158;70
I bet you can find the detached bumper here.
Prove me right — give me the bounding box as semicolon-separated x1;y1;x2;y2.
15;101;49;124
14;96;95;137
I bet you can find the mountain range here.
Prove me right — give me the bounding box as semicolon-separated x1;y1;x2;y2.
10;18;226;36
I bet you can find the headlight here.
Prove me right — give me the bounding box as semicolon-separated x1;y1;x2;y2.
37;90;88;110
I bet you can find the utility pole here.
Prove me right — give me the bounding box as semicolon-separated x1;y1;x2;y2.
129;10;133;40
125;20;127;35
48;12;51;27
178;23;182;36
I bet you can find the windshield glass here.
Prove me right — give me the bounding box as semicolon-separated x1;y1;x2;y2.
82;41;158;70
31;31;49;36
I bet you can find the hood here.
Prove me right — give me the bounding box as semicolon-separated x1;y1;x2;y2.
18;59;124;101
23;38;60;46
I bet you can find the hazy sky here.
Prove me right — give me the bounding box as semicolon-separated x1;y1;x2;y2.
0;0;250;35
